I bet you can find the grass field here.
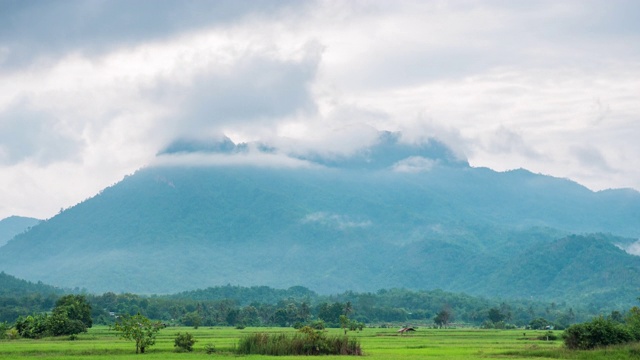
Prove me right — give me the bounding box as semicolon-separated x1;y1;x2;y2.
1;326;639;359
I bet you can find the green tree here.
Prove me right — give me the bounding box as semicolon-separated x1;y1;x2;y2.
0;321;9;339
54;295;92;328
14;314;49;338
434;308;452;328
339;314;350;334
46;309;86;336
181;311;201;328
529;317;550;330
487;308;505;324
111;313;163;354
625;306;640;340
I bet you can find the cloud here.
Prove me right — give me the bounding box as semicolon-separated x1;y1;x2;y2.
0;101;85;165
302;212;372;230
485;126;543;159
570;145;613;172
392;156;438;173
618;239;640;257
152;43;321;141
0;0;305;69
152;149;319;169
1;0;640;219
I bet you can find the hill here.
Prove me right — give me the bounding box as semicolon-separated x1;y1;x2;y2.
0;216;40;248
0;271;63;298
0;133;639;306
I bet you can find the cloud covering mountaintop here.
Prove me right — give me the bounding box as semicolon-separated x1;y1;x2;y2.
1;1;639;218
157;131;468;171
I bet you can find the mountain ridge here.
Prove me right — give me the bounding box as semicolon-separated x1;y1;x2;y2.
0;134;638;306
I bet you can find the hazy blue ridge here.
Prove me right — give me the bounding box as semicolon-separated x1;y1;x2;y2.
0;136;639;307
0;215;40;248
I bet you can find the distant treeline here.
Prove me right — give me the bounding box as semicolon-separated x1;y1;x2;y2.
0;274;615;329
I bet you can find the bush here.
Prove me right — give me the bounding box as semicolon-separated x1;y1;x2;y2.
15;314;49;338
529;318;550;330
563;316;633;350
174;332;196;352
237;327;362;356
626;306;640;340
5;328;19;340
46;312;87;336
537;331;558;341
204;343;216;354
0;322;8;339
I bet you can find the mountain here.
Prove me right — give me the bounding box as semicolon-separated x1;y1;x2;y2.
0;216;40;248
0;271;63;298
0;133;639;306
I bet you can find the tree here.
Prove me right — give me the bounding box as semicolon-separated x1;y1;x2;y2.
46;309;86;336
487;308;505;324
625;306;640;340
54;295;92;329
529;317;550;330
111;313;163;354
14;314;49;338
434;308;452;328
339;314;350;334
344;301;353;316
181;311;201;328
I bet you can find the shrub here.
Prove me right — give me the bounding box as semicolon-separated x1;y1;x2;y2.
5;328;19;340
626;306;640;340
529;318;551;330
237;327;362;356
0;322;8;339
537;331;558;341
174;332;196;352
563;316;633;350
309;320;325;330
204;343;216;354
15;314;49;338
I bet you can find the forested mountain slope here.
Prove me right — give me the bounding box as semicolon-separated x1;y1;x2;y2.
0;216;40;247
0;134;639;306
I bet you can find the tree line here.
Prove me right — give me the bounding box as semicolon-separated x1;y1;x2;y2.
0;284;624;331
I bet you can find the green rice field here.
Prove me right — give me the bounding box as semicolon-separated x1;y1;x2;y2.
1;326;639;359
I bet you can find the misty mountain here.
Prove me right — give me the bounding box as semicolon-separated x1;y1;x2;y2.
0;271;63;298
1;134;639;306
0;216;40;248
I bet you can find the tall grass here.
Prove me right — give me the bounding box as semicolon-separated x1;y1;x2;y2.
237;328;362;356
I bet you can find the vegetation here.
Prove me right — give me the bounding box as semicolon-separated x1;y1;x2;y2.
6;325;640;359
0;273;623;331
110;313;163;354
13;295;91;338
237;326;362;356
1;154;640;305
563;316;632;349
563;306;640;350
173;332;196;352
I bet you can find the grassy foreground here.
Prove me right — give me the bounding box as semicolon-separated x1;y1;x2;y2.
1;326;639;359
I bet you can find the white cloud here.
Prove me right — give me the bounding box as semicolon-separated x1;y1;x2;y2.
302;212;372;230
152;151;318;169
1;0;640;218
392;156;438;173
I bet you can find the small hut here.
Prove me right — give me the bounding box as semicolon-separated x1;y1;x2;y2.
397;326;416;335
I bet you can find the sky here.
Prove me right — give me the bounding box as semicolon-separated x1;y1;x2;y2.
1;0;639;220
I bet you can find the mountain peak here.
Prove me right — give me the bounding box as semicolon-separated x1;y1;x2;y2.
156;131;468;171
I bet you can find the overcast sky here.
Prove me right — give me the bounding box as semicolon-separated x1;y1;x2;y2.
1;0;639;219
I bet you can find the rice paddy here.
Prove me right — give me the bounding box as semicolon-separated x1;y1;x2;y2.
1;325;638;359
